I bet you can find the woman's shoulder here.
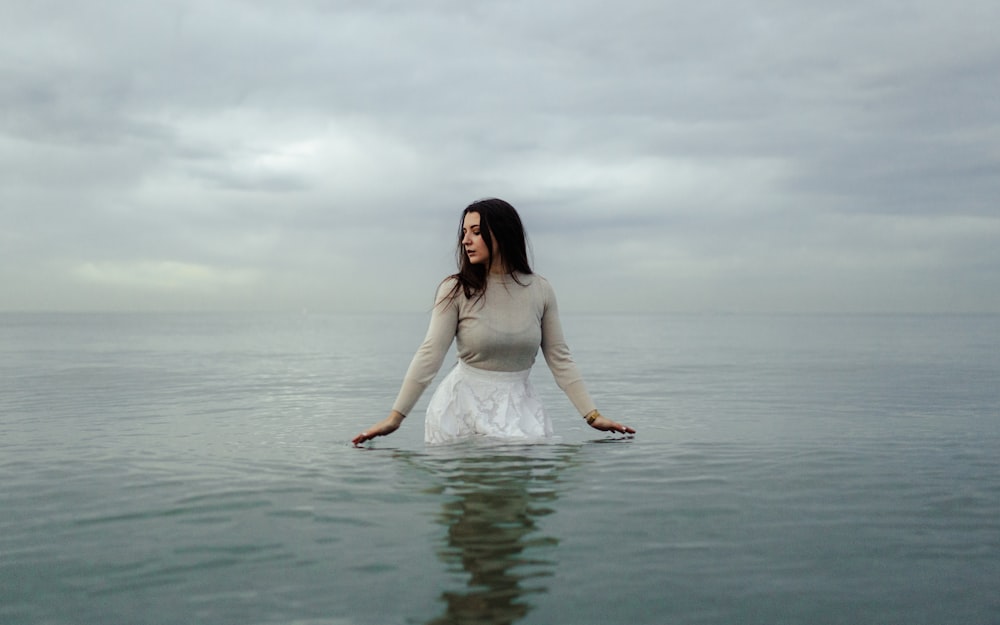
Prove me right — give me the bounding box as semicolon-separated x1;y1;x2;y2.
434;275;461;298
521;273;558;303
526;272;553;290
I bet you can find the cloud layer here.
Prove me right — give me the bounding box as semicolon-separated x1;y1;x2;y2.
3;0;998;312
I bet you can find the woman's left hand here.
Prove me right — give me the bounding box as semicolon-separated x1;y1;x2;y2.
588;414;636;435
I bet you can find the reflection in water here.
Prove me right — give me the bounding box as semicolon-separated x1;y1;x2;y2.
398;443;580;625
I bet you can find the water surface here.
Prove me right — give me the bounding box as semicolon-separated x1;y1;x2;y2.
2;313;998;624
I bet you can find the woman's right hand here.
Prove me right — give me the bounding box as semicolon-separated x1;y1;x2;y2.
352;411;406;446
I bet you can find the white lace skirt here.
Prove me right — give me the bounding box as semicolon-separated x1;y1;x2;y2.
424;360;553;444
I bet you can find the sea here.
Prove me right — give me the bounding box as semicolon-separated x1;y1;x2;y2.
1;312;998;625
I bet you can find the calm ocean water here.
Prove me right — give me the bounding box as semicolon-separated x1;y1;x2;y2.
1;312;998;625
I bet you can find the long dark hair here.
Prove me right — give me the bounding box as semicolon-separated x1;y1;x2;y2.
443;198;534;304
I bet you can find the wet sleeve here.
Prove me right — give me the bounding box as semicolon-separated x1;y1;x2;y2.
539;279;597;417
391;279;459;416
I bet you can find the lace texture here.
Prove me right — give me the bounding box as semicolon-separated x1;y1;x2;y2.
424;360;552;444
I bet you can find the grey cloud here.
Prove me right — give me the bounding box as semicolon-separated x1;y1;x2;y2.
2;0;998;312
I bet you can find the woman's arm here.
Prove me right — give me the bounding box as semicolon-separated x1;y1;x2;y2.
539;278;635;435
352;279;459;445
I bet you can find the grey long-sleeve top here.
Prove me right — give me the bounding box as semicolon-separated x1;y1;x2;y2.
391;272;597;417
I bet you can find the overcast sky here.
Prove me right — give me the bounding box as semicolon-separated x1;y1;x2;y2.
2;0;998;313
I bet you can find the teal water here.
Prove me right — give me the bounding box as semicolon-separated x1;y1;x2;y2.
1;313;998;624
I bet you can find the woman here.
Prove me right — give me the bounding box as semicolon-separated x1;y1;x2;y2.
352;198;635;445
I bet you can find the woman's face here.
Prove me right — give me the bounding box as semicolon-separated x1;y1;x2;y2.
462;211;490;266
